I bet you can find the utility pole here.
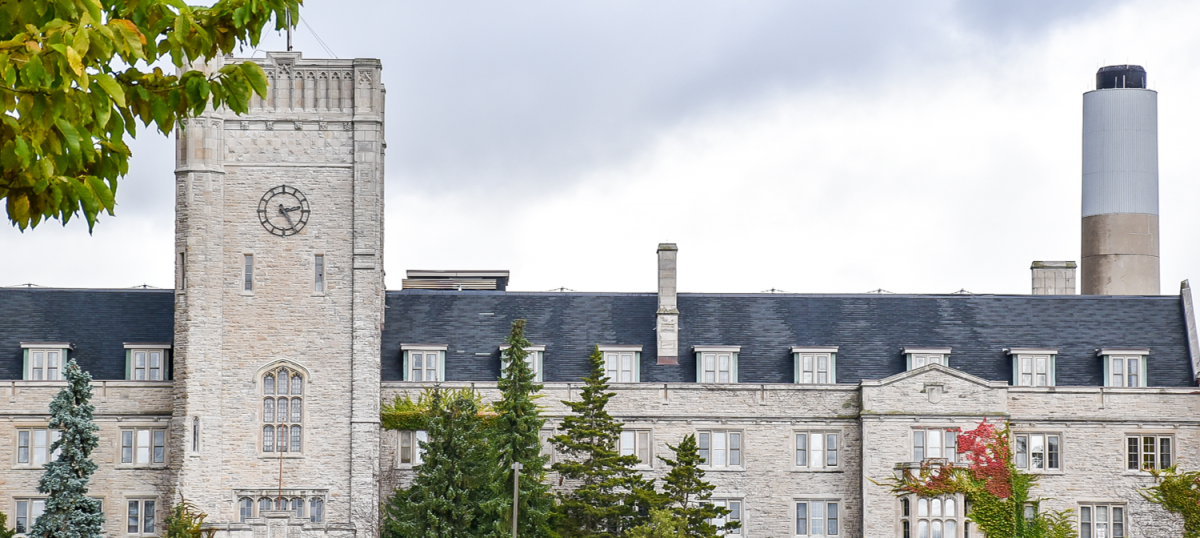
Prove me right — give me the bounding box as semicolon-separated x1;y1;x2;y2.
512;461;523;538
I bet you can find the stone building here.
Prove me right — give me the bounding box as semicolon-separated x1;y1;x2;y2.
2;51;1199;538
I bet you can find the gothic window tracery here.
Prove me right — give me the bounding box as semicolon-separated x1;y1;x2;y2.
262;366;304;453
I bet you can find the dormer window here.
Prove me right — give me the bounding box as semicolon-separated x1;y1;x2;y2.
125;344;171;381
1100;348;1150;388
695;346;739;383
792;347;838;384
21;342;70;380
1007;348;1057;387
904;347;951;371
500;344;545;382
599;345;641;383
401;344;447;382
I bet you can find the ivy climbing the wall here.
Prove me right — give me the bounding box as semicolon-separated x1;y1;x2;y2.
884;420;1077;538
1142;467;1200;537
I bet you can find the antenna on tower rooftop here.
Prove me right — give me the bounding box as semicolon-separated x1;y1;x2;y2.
286;8;293;51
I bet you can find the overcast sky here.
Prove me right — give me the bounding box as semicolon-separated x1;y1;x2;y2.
3;0;1198;294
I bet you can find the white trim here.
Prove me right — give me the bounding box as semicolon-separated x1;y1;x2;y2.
20;342;71;349
254;359;313;381
791;346;839;354
400;343;449;351
902;347;952;355
694;345;741;353
598;345;643;352
123;343;173;350
1005;348;1058;355
1097;348;1150;356
500;344;546;352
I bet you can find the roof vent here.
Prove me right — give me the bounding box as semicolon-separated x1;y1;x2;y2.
402;270;510;291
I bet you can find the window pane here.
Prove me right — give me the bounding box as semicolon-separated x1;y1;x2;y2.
1047;435;1060;469
1031;434;1045;470
827;502;838;535
637;431;650;463
144;500;156;533
945;497;956;516
729;433;741;466
913;430;924;461
1081;507;1092;538
945;431;957;463
811;501;824;535
812;433;823;469
1016;435;1028;468
412;353;423;381
1144;437;1157;470
713;432;726;466
699;433;710;463
1127;358;1139;387
932;498;942;517
16;501;27;534
153;430;165;463
18;430;29;463
918;521;929;538
945;521;956;538
293;375;303;395
796;502;807;534
718;355;730;383
1111;358;1123;386
928;429;942;458
1128;437;1140;470
263;426;274;452
621;354;633;382
122;430;133;463
932;521;943;538
291;425;302;452
620;431;635;457
1113;507;1124;538
137;430;151;463
264;375;275;395
279;425;289;452
1161;437;1172;469
128;500;140;533
263;398;274;422
817;355;828;384
278;398;289;423
292;398;302;423
827;433;838;467
400;431;412;464
796;433;807;466
918;498;929;517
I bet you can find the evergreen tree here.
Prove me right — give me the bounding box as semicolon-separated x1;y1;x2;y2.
0;512;16;538
658;434;737;537
490;319;555;538
383;388;496;538
29;359;103;538
551;345;657;537
626;509;687;538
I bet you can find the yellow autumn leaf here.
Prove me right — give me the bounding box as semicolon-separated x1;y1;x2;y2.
66;46;83;76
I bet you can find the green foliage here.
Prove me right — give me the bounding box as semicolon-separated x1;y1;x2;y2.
381;387;491;432
163;496;216;538
551;345;657;537
29;359;103;538
626;509;687;538
1143;466;1200;537
382;388;497;538
0;512;16;538
885;421;1075;538
0;0;298;231
657;434;735;537
491;319;555;538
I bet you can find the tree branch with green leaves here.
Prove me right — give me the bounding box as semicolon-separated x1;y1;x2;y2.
0;0;299;231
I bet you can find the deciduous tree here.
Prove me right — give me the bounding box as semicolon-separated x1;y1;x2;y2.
29;359;103;538
551;345;657;537
0;0;297;230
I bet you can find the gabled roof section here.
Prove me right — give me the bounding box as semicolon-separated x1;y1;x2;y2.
0;288;174;380
863;363;1007;389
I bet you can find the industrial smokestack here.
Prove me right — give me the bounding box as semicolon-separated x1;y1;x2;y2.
1081;65;1160;295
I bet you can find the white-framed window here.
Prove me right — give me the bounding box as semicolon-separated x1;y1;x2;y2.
1079;504;1125;538
242;253;254;293
795;431;839;470
238;497;253;522
901;496;962;538
126;498;157;535
795;499;840;536
696;346;739;383
125;345;169;381
500;345;545;382
619;429;652;466
600;345;641;383
1100;349;1150;387
262;366;304;454
21;344;69;381
314;254;325;293
698;430;742;469
792;347;838;384
15;428;61;467
13;498;45;535
1014;433;1060;472
912;428;958;463
1008;349;1057;387
309;497;324;522
398;430;428;467
709;498;742;535
1126;434;1172;471
401;344;447;382
904;347;951;371
120;428;167;466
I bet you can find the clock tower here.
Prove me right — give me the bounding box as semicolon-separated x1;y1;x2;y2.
171;51;384;536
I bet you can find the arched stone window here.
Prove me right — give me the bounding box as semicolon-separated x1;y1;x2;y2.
238;498;253;522
262;366;304;453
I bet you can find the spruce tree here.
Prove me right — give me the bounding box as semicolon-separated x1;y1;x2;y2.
551;345;657;537
0;512;16;538
29;359;104;538
382;388;495;538
658;434;737;537
490;319;555;538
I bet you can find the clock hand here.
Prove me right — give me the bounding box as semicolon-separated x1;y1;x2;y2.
278;204;296;228
281;205;302;213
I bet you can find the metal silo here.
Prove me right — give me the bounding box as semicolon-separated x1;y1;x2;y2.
1081;65;1160;295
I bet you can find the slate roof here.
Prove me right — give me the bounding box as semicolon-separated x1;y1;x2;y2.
0;288;174;380
2;287;1192;387
383;290;1196;386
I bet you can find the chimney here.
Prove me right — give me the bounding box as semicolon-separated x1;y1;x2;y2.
1031;261;1077;295
656;243;679;365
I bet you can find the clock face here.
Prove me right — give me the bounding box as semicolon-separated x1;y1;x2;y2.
257;185;310;236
